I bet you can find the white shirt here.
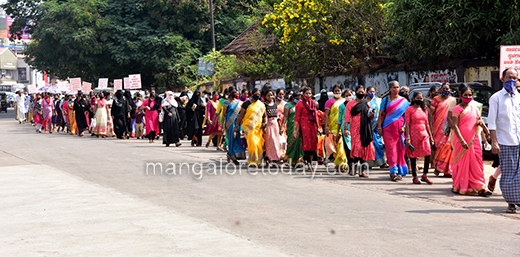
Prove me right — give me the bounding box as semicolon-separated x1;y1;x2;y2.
488;88;520;146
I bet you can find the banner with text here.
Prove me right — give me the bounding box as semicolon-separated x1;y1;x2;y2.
128;74;142;89
500;45;520;79
82;82;92;94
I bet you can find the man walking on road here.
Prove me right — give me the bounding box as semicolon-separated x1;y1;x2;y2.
13;91;26;124
488;68;520;213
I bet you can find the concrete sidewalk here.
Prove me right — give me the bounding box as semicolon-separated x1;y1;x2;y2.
0;164;288;256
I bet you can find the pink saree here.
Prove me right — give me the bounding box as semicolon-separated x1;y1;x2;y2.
431;96;454;175
451;104;485;195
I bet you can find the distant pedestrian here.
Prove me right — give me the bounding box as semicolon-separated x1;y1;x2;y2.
430;82;455;177
14;91;26;124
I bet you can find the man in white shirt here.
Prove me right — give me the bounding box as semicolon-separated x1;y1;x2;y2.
13;91;26;124
488;68;520;213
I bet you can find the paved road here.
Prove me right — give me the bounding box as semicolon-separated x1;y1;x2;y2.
0;110;519;256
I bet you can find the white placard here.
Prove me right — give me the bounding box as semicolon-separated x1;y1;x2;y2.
500;45;520;79
70;78;82;91
98;78;108;89
114;79;123;91
129;74;142;89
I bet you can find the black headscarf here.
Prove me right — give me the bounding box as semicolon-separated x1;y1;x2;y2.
114;90;124;107
124;89;136;118
351;99;373;147
318;91;329;112
187;90;201;108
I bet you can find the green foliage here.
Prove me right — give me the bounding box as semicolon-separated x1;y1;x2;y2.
384;0;520;64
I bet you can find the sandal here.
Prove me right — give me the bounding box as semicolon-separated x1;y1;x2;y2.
421;175;433;184
412;176;421;184
359;172;368;178
478;190;492;197
506;204;517;214
488;175;497;192
390;174;399;182
434;170;440;176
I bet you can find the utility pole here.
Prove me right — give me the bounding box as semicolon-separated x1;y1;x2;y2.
209;0;215;51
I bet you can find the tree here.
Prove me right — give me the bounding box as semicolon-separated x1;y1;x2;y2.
262;0;387;78
384;0;520;65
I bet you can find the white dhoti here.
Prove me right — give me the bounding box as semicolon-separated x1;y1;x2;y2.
16;105;26;122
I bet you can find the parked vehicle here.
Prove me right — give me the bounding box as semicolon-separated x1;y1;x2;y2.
0;92;8;112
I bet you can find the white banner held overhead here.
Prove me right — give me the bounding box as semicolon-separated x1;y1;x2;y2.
98;78;108;89
500;45;520;79
128;74;142;89
114;79;123;91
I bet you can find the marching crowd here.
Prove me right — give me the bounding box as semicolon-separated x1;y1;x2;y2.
10;67;520;213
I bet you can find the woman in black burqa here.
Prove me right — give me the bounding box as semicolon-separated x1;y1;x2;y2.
124;90;136;139
74;91;89;136
111;89;128;139
162;91;182;147
176;91;188;139
186;90;205;146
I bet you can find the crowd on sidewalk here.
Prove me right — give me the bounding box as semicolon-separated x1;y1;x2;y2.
10;68;520;213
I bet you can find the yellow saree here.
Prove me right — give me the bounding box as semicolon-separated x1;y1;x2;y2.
243;100;266;165
329;99;347;166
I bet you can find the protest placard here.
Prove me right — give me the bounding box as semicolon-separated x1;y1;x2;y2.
98;78;108;89
129;74;142;89
114;79;123;91
70;78;82;91
500;45;520;79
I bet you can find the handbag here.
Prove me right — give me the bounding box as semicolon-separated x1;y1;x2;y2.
158;110;164;123
279;135;287;150
442;117;451;137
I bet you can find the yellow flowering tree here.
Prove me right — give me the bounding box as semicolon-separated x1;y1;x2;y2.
262;0;386;76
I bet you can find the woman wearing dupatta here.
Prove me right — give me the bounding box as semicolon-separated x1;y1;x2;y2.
430;82;455;177
93;92;109;138
366;86;387;168
139;93;160;143
205;91;224;150
378;81;410;181
294;87;319;169
275;89;287;159
235;88;265;166
224;87;245;165
451;86;492;196
324;85;347;169
344;86;375;177
282;92;303;165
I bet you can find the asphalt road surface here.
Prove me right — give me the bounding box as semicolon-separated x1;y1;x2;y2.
0;109;519;256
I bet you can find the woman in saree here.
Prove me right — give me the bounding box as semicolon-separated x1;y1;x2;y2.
41;93;55;133
324;85;347;169
68;95;77;135
343;86;375;177
234;88;265;166
205;91;224;150
282;92;303;165
294;87;319;170
162;91;182;147
378;81;410;181
429;82;455;177
275;88;286;159
106;94;115;137
223;87;245;165
263;89;282;163
366;86;388;168
451;86;492;196
93;91;109;138
33;94;43;133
